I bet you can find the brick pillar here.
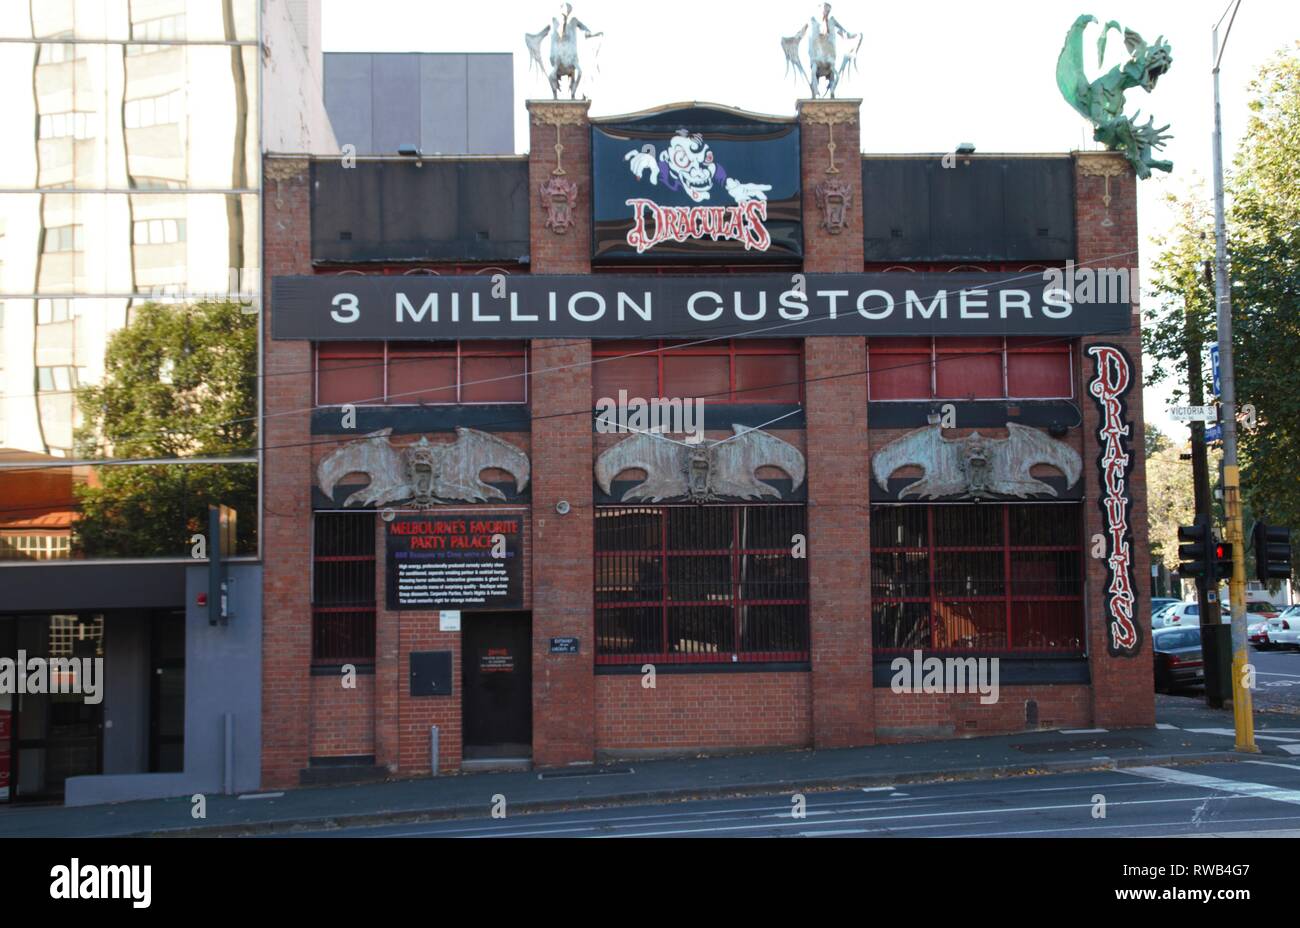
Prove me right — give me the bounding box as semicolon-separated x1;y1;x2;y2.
261;157;316;787
1073;151;1155;728
798;99;874;747
527;100;595;766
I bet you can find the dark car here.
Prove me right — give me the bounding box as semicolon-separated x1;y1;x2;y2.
1152;625;1204;693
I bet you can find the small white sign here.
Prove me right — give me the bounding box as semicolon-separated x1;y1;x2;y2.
439;610;461;632
1168;405;1217;422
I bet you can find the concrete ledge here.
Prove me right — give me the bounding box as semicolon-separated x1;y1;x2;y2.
64;773;198;808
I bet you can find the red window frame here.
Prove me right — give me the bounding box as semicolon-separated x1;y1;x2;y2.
867;337;1074;401
591;338;804;404
594;504;810;665
871;503;1085;655
314;340;528;406
311;511;376;665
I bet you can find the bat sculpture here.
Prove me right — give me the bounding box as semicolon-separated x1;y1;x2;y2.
872;423;1082;500
317;428;530;508
596;426;806;503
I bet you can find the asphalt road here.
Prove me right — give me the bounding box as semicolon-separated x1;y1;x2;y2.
297;760;1300;838
1161;644;1300;714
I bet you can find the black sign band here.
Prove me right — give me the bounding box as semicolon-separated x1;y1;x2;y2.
272;272;1131;341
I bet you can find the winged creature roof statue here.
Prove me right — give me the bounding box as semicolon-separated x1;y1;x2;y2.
1057;14;1173;178
781;3;862;99
525;3;603;100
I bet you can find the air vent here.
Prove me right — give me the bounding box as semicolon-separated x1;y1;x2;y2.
338;230;352;241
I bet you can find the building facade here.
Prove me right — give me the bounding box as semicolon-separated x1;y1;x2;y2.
261;97;1154;787
0;0;334;804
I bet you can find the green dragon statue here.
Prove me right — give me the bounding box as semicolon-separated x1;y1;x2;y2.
1057;14;1173;178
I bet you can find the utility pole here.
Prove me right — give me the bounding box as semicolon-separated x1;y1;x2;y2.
1186;294;1226;707
1211;0;1256;752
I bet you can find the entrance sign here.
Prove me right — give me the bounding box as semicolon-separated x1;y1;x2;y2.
386;514;523;611
273;272;1131;341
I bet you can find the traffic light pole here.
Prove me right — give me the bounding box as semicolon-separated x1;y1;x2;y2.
1211;6;1257;752
1185;304;1226;707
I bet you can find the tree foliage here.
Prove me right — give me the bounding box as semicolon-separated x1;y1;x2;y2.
72;301;257;557
1143;44;1300;570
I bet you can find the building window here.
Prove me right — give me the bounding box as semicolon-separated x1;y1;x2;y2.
0;534;72;560
312;512;376;664
132;218;186;245
595;504;809;664
37;36;87;65
868;337;1073;400
38;111;99;140
871;504;1084;654
315;341;527;406
126;14;186;55
124;91;184;129
41;225;83;253
592;339;803;404
36;366;78;393
37;298;71;324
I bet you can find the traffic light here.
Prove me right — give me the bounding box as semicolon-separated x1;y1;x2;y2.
1253;523;1293;581
1212;541;1233;583
1178;520;1210;578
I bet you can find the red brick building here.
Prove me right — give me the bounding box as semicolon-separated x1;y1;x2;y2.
260;98;1153;787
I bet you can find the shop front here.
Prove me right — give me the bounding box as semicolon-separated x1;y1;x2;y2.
259;98;1153;788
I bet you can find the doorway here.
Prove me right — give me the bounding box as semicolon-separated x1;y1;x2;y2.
462;611;532;760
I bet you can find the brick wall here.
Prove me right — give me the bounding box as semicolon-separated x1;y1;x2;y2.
1074;152;1156;728
527;100;597;766
595;673;812;753
799;100;874;748
309;673;375;757
261;157;316;788
875;686;1092;741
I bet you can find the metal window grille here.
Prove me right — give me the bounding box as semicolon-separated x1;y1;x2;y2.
591;338;804;404
594;504;809;664
871;503;1085;654
311;511;377;663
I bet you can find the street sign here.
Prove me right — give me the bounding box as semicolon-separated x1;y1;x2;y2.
1205;424;1222;442
1169;405;1217;422
1210;344;1221;397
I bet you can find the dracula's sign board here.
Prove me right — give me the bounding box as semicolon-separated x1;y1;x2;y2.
385;514;523;611
590;106;802;262
272;272;1131;340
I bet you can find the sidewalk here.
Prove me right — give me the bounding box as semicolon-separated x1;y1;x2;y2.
2;702;1294;837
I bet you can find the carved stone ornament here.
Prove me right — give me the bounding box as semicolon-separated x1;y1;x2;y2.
317;428;530;508
539;175;578;234
1077;152;1129;228
814;179;853;234
529;100;589;175
800;101;858;174
595;426;806;503
872;422;1082;500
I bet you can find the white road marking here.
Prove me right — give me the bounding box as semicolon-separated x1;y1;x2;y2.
1124;765;1300;806
1243;760;1300;771
238;792;284;800
1280;744;1300;756
1155;723;1180;730
1185;727;1300;743
1060;728;1109;734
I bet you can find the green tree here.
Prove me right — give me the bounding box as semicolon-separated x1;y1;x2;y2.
1143;44;1300;577
72;301;257;557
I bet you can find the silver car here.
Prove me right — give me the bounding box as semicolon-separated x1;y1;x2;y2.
1266;606;1300;649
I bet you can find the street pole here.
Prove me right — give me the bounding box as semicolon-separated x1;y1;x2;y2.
1185;298;1225;707
1211;1;1256;752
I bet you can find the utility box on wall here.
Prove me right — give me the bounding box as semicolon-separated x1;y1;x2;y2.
410;651;454;697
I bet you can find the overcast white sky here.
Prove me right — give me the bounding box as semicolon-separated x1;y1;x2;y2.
321;0;1300;439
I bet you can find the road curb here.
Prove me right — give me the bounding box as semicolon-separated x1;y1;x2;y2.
146;749;1245;838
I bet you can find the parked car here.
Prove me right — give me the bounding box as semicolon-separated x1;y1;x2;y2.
1249;620;1275;649
1158;601;1230;628
1151;602;1181;629
1245;601;1281;621
1153;625;1204;693
1266;606;1300;650
1150;597;1180;617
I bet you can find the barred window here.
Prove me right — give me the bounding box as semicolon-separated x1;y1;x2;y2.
312;512;376;664
595;504;809;664
592;339;803;404
871;503;1084;654
868;337;1073;400
315;340;527;406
